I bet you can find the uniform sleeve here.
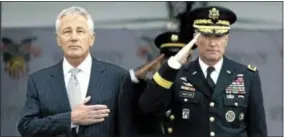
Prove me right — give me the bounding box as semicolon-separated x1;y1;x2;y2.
138;57;181;114
246;70;267;137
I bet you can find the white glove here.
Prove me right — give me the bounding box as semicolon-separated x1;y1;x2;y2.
173;33;200;64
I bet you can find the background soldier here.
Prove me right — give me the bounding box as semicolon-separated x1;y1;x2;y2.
130;31;196;136
139;6;267;137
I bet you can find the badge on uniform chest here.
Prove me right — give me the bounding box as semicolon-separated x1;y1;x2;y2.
227;94;234;99
225;74;246;99
179;80;196;99
179;78;194;119
180;81;196;91
179;91;195;98
182;108;190;119
225;110;236;122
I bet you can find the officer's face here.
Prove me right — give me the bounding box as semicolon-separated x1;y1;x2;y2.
196;34;228;62
56;14;95;59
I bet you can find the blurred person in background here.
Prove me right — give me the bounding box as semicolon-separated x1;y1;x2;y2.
17;6;134;137
129;31;197;136
138;6;267;137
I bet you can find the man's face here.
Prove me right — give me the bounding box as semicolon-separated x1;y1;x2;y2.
196;34;228;62
56;14;95;59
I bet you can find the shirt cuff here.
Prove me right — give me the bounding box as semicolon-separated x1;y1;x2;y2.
168;56;182;70
129;69;140;83
71;123;76;128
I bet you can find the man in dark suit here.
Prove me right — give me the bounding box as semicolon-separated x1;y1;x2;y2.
139;6;267;137
129;31;196;136
17;6;134;137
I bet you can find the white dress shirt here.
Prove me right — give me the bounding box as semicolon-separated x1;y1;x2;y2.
167;56;223;84
63;53;92;102
63;53;92;130
129;69;140;83
198;57;223;84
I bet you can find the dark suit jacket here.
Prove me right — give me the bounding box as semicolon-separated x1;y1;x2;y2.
17;57;134;137
139;57;267;137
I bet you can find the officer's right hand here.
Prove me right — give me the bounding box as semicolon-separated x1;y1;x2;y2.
173;33;200;64
71;96;110;125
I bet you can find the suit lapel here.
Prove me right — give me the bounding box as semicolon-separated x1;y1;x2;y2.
185;59;212;98
85;58;106;104
47;57;106;114
49;60;71;112
212;57;237;100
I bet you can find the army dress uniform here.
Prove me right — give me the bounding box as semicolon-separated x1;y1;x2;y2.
129;31;196;137
155;31;198;136
154;31;197;136
139;6;267;137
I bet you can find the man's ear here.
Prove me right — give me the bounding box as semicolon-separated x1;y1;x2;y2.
56;33;61;47
193;30;200;46
224;34;229;48
89;32;95;47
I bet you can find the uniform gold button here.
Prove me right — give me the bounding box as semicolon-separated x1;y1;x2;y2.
210;102;215;107
234;102;238;107
210;131;215;136
209;117;215;122
167;128;173;134
170;115;175;120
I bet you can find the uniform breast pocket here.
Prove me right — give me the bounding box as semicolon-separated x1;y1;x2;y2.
223;95;248;126
175;91;202;121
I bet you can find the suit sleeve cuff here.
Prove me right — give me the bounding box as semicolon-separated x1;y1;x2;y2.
168;56;182;69
129;69;140;83
71;123;76;128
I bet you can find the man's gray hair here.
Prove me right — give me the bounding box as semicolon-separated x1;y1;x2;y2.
55;6;95;33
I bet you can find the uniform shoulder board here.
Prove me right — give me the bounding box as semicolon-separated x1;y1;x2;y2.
247;64;257;72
